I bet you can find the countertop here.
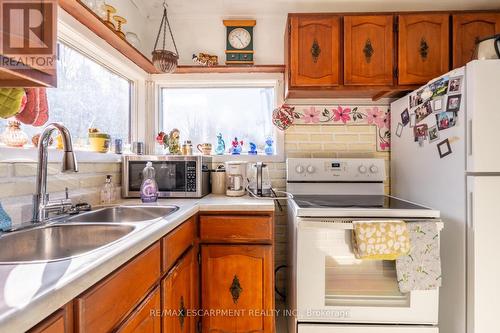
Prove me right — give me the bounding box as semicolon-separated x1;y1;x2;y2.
0;194;275;332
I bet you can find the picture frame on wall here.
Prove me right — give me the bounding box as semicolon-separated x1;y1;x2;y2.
437;138;452;158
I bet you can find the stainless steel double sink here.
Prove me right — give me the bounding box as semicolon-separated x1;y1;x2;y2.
0;205;179;264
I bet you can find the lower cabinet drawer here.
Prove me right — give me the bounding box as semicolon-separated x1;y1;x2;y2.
116;287;161;333
75;242;161;333
200;215;273;243
28;309;66;333
297;324;439;333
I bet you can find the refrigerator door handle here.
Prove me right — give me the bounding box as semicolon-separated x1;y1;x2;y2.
468;191;474;230
468;119;473;156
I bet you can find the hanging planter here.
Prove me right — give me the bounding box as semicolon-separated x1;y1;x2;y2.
152;2;179;73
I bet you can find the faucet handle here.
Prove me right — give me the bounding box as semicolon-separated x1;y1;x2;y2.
45;193;49;202
65;187;69;200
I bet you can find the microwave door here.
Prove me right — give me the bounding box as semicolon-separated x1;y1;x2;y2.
156;161;186;195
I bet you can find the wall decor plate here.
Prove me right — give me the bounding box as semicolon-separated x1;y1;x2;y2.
289;105;390;151
272;105;298;131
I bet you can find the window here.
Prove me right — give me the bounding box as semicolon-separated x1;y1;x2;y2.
0;42;131;148
160;86;275;154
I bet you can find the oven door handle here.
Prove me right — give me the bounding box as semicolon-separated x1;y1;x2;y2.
298;219;444;231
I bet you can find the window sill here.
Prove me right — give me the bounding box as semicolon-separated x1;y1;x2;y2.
209;154;285;163
0;146;122;163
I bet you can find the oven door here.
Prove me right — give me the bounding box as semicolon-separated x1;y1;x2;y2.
296;219;440;325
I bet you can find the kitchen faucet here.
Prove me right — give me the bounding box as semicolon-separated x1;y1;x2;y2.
32;123;78;223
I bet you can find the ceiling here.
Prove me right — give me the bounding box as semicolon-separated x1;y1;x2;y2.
131;0;500;19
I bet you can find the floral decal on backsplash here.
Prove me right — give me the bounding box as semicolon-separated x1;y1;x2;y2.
272;105;390;151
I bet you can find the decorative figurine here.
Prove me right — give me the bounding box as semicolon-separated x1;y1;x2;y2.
156;128;181;154
264;137;274;155
215;133;225;155
192;53;219;66
248;142;257;155
230;137;243;155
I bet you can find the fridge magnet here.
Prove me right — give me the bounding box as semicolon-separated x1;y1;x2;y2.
409;89;425;109
446;94;462;112
414;124;428;142
401;108;410;126
428;125;440;143
437;138;452;158
410;113;416;127
396;123;404;137
436;112;457;131
448;76;463;94
415;101;433;123
429;76;449;99
432;97;443;112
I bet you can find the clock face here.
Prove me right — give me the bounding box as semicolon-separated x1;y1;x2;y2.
228;28;251;49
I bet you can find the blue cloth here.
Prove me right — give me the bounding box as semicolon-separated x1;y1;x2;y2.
0;202;12;231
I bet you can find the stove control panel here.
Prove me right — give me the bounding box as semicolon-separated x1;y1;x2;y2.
287;158;385;182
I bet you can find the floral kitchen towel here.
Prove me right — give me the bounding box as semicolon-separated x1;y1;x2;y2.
352;221;411;260
396;222;442;293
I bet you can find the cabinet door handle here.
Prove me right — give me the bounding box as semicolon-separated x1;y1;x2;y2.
178;295;186;329
229;275;243;304
311;38;321;63
363;39;374;63
419;38;429;60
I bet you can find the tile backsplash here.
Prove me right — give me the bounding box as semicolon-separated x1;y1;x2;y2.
0;162;120;225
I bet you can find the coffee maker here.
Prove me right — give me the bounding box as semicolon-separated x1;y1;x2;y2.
225;161;247;197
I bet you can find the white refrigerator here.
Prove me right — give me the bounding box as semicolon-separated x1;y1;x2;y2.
391;60;500;333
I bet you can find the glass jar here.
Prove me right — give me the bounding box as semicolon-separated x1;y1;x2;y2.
0;121;29;147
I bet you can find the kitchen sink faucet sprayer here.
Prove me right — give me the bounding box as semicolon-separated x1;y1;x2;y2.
32;123;78;223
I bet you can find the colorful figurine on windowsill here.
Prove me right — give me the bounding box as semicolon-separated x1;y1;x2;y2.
215;133;225;155
248;142;257;155
264;137;274;155
229;137;243;155
156;128;181;155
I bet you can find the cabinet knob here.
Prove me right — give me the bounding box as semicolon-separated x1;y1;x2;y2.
363;39;374;63
419;38;429;59
311;38;321;63
229;275;243;304
179;295;186;329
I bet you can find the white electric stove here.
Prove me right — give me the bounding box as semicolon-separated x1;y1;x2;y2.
286;158;441;333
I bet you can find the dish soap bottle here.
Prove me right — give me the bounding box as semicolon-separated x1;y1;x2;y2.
140;162;158;203
100;175;116;204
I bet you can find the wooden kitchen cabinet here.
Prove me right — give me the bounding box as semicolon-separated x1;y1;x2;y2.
289;15;341;87
116;287;161;333
398;14;450;85
162;246;197;333
344;15;394;85
162;216;196;272
28;303;73;333
201;245;274;333
452;13;500;68
74;242;161;333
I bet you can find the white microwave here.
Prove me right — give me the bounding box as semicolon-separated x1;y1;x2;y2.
122;155;211;198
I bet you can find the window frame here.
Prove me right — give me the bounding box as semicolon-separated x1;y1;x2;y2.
0;9;148;163
154;72;285;162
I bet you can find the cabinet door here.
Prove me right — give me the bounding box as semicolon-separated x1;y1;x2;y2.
344;15;394;85
398;14;449;85
290;15;340;87
453;13;500;68
201;245;273;333
162;247;196;333
116;288;161;333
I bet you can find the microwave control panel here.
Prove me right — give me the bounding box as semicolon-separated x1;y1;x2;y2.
186;161;197;192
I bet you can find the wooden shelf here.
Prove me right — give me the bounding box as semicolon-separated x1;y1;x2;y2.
173;65;285;74
0;56;56;87
59;0;159;74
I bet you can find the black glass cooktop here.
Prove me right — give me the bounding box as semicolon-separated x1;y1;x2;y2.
292;195;429;210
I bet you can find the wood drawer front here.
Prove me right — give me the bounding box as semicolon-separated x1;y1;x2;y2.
162;216;196;272
200;215;272;243
28;309;66;333
116;287;161;333
75;243;161;333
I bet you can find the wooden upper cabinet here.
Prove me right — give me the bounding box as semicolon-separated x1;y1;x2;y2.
453;13;500;68
289;15;340;87
201;245;274;333
398;14;450;85
344;15;394;85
